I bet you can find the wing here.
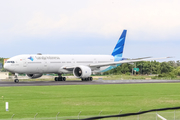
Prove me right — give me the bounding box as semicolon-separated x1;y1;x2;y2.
130;56;152;60
89;57;170;68
62;57;170;70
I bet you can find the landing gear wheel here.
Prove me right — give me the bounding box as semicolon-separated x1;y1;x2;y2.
81;78;87;81
55;77;58;81
55;77;66;81
62;77;66;81
58;77;62;81
14;79;19;83
81;77;93;81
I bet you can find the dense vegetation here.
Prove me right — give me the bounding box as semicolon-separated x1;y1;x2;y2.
0;57;5;71
104;61;180;78
0;57;4;64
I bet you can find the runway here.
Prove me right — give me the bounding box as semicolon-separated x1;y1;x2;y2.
0;80;180;87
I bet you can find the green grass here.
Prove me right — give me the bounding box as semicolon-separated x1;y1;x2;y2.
101;74;150;80
0;83;180;119
102;74;180;80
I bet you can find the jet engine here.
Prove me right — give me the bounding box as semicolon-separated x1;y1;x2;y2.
27;74;43;79
73;66;92;78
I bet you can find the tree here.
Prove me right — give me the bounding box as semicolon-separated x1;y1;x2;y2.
167;61;177;68
176;61;180;67
160;62;173;74
172;66;180;76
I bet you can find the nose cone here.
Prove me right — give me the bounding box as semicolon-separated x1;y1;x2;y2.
4;63;13;72
4;63;9;71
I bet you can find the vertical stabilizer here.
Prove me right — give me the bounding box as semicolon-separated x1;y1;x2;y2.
111;30;127;61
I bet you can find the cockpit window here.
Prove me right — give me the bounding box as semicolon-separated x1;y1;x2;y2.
6;61;15;63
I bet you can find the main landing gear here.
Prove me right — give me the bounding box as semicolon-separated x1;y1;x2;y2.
81;77;93;81
55;74;66;81
54;77;66;81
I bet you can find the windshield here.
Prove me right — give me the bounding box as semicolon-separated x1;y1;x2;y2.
6;61;15;63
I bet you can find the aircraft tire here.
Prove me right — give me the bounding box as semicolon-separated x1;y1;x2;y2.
63;77;66;81
14;79;19;83
57;77;61;81
90;77;93;81
86;78;89;81
55;77;58;81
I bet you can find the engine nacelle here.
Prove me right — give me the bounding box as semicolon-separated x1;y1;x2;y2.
27;74;43;79
73;66;92;78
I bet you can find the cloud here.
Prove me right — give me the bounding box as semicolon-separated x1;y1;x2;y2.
0;0;180;44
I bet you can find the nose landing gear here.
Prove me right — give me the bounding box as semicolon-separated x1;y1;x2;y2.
14;79;19;83
14;73;19;83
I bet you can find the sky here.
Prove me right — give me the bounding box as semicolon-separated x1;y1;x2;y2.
0;0;180;61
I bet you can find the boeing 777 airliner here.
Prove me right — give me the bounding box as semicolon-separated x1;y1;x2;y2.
4;30;169;83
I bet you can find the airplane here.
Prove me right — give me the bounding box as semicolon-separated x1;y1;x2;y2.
4;30;169;83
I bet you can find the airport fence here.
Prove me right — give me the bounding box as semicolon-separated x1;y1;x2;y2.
2;110;180;120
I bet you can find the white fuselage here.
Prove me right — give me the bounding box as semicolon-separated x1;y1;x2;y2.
4;54;115;74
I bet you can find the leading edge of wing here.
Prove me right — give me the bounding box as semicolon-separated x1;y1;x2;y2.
89;57;171;68
62;57;172;70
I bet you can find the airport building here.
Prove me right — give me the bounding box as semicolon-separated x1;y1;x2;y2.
0;63;9;79
0;72;9;79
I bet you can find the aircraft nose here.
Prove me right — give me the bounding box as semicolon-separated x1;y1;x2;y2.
4;63;11;71
4;63;8;70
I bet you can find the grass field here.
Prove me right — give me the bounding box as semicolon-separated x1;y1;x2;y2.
0;83;180;119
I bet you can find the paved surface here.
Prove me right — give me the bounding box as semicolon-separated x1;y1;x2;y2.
0;80;180;87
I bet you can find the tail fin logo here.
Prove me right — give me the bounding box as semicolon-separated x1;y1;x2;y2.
112;30;127;61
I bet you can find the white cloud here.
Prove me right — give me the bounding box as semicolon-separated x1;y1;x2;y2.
0;0;180;42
